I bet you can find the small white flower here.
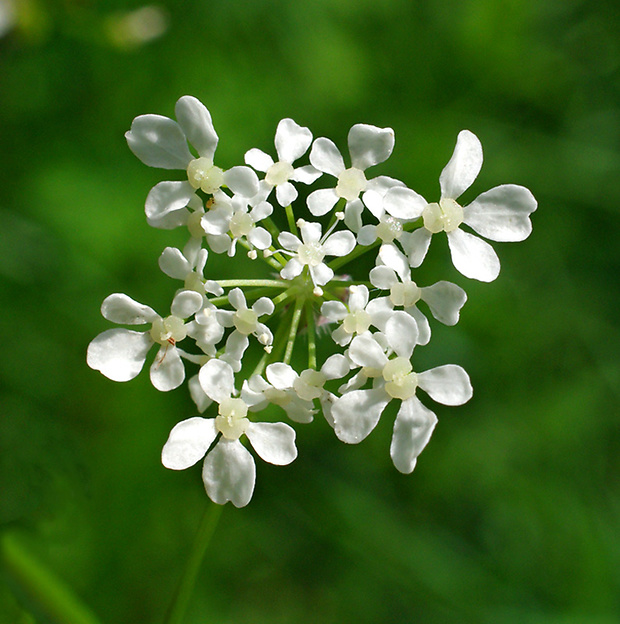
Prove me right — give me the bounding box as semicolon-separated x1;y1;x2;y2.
384;130;538;281
278;219;355;288
369;245;467;345
201;192;273;257
158;243;223;297
331;314;472;473
126;96;259;220
307;124;403;224
320;284;394;346
245;118;321;207
161;359;297;507
87;290;203;391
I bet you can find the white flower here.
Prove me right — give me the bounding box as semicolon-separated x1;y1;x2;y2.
245;118;321;207
307;124;402;223
320;284;394;346
201;192;273;257
87;290;203;391
161;359;297;507
278;219;355;289
331;312;472;473
158;243;223;297
369;245;467;345
384;130;537;282
126;96;259;220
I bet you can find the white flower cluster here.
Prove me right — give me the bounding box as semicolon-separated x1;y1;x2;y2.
87;96;537;507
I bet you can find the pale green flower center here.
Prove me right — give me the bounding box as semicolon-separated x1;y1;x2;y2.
383;357;418;400
422;198;463;233
343;309;371;335
266;161;294;186
336;167;367;201
390;281;421;308
234;308;258;335
215;397;249;440
150;315;187;345
376;216;403;243
298;241;325;267
294;369;327;401
229;212;254;239
187;157;224;194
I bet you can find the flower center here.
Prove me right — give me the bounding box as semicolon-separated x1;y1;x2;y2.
336;167;367;201
266;161;294;186
149;315;187;345
342;309;371;335
390;281;421;308
375;216;403;243
215;397;249;440
298;241;325;267
383;357;418;400
422;198;463;233
187;157;225;194
229;211;254;238
234;308;258;335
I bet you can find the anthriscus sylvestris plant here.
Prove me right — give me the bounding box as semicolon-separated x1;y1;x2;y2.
88;96;537;508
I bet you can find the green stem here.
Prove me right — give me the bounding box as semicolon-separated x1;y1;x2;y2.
163;503;224;624
285;205;298;237
216;279;288;289
305;299;317;370
283;295;305;365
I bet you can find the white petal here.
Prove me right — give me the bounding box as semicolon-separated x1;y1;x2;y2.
357;224;377;246
439;130;483;200
265;362;298;390
278;231;302;252
300;221;322;243
150;345;185;391
171;290;203;318
275;118;313;163
101;293;158;325
125;114;192;169
221;332;249;373
322;231;356;257
343;199;364;232
348;124;394;170
203;439;255;507
417;364;473;406
310;263;333;286
321;300;347;321
390;397;438;474
349;334;388;369
189;374;213;412
321;353;350;380
307;188;339;216
249;200;273;222
403;228;432;268
385;310;418;357
244;148;273;172
348;284;369;311
420;281;467;325
309;137;345;176
331;388;389;443
280;258;303;281
224;166;259;198
145;181;195;223
159;247;191;280
369;265;398;290
247;227;272;250
292;164;321;185
228;287;247;311
447;229;500;282
407;306;431;346
383;186;427;219
246;422;297;465
161;416;217;470
464;184;537;242
201;206;232;235
198;358;235;403
252;297;275;317
275;182;298;207
174;96;218;160
378;244;410;280
87;329;152;381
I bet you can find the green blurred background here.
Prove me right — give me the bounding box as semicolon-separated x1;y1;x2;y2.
1;0;619;622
